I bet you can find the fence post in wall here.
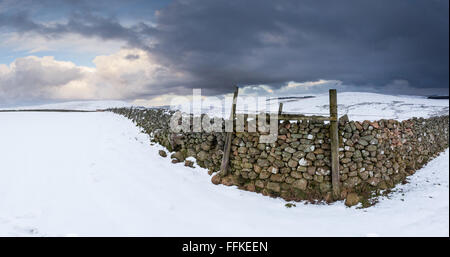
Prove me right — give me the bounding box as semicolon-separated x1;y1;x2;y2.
219;86;239;176
278;102;283;125
329;89;341;200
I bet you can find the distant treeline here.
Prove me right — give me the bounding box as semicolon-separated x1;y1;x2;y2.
267;96;316;102
427;96;449;99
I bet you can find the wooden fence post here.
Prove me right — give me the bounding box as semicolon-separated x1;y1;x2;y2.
219;86;239;176
278;102;283;115
329;89;341;200
278;102;283;125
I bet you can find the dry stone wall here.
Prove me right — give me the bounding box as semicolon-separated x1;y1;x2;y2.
108;107;449;205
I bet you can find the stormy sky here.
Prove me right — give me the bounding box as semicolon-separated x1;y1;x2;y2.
0;0;448;106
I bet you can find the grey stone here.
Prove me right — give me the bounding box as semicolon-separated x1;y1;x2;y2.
266;182;281;192
292;179;307;191
257;158;270;167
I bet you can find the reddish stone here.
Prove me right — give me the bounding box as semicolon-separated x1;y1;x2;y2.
221;176;233;186
211;174;221;185
277;135;287;140
370;122;380;129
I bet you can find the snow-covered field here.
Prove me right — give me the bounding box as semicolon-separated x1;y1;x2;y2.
2;92;448;121
0;111;448;236
172;92;449;121
275;92;449;121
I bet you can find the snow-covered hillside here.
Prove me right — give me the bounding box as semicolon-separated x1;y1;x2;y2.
174;92;449;121
276;92;449;121
2;92;448;121
0;111;448;236
0;100;133;111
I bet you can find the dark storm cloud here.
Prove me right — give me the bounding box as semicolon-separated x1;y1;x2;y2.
149;0;449;95
0;10;153;49
1;0;448;97
125;54;140;61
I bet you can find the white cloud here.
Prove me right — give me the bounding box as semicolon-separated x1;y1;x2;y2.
0;48;188;105
0;56;88;103
89;48;189;99
283;79;341;89
238;79;342;97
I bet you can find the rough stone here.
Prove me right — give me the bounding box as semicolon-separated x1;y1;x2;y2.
158;150;167;157
367;145;377;152
291;171;302;179
171;151;185;162
268;166;278;174
257;158;270;167
184;160;194;168
211;174;221;185
292;179;307;191
287;159;298;168
298;158;309;166
201;142;211;151
197;150;208;161
345;193;360;207
259;171;271;179
270;174;284;182
284;147;296;153
266;182;281;192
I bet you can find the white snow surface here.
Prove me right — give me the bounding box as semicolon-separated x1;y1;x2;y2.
178;92;449;121
277;92;449;121
0;111;448;236
1;92;448;121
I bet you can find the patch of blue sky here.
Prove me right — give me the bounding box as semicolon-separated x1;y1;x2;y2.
0;47;98;67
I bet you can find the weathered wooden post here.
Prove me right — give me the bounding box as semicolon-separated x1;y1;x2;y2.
219;86;239;176
329;89;341;199
278;102;283;115
278;102;283;125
